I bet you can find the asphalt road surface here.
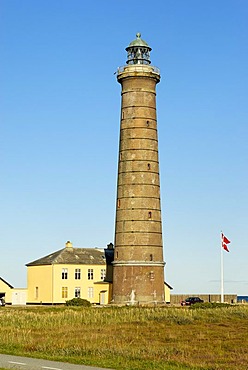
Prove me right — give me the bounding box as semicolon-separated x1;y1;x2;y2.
0;354;114;370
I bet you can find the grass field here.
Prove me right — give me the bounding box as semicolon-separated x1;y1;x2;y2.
0;304;247;369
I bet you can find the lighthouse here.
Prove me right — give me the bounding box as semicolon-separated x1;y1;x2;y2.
112;33;165;304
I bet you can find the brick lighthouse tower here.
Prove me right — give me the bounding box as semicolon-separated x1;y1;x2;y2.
112;33;165;305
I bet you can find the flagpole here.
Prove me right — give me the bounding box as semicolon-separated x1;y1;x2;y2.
220;232;224;303
220;231;231;303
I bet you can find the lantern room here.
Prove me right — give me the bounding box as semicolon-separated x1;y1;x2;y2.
125;33;152;65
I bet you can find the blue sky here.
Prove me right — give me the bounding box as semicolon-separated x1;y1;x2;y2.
1;0;247;295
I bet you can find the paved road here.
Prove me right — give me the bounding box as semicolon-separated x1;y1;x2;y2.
0;354;114;370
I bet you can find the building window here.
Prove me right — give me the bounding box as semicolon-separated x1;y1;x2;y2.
35;287;38;299
62;268;68;279
150;254;153;261
146;120;150;127
148;163;151;170
148;211;152;219
62;287;68;298
75;268;81;280
88;287;94;298
117;199;121;208
101;269;106;281
75;287;81;298
88;268;93;280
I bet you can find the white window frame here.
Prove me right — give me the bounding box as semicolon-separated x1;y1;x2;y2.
75;268;81;280
88;287;94;298
101;269;106;281
88;268;93;280
75;287;81;298
62;268;68;279
62;287;68;298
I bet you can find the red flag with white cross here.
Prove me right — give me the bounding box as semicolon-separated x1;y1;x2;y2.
222;233;231;252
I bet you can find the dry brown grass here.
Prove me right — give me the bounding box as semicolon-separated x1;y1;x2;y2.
0;305;247;369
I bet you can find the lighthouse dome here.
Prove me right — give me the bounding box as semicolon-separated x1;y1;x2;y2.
127;33;151;49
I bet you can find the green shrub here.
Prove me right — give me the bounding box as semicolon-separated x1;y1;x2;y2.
65;298;91;307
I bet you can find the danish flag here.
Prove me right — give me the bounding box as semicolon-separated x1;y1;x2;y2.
222;233;231;252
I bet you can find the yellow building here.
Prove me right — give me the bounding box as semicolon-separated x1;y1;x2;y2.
0;277;27;305
26;241;111;305
0;277;13;304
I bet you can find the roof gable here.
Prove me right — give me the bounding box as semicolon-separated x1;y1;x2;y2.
0;277;14;289
26;247;106;266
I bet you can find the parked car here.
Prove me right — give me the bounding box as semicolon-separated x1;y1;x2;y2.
181;297;204;306
0;298;5;306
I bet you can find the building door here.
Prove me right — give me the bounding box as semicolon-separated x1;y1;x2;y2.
99;291;106;305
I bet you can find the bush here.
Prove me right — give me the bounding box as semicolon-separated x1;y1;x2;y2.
65;298;91;307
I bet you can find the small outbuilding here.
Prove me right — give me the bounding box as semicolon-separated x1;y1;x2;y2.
0;277;13;304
